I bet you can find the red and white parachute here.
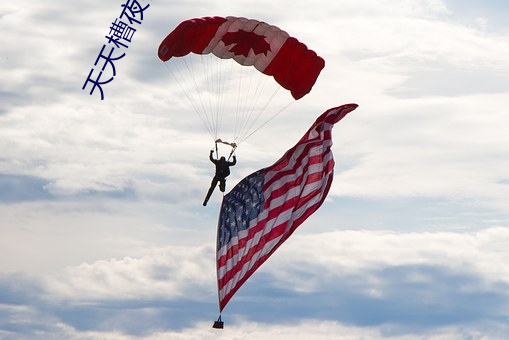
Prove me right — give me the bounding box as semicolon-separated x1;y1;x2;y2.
158;16;325;147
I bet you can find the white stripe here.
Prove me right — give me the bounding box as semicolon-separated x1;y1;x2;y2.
265;152;333;196
217;165;333;281
264;149;324;187
217;151;333;277
219;233;284;298
219;179;332;297
217;150;331;247
217;226;252;261
218;223;267;280
264;130;333;183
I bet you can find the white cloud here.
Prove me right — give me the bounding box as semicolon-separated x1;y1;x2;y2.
2;0;508;210
37;227;509;317
330;93;509;209
1;0;508;338
44;244;216;302
1;226;508;338
267;227;509;292
0;199;218;276
142;320;501;340
4;317;503;340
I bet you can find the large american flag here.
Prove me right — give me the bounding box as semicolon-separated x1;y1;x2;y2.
216;104;358;311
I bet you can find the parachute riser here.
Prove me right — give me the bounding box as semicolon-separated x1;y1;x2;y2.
227;147;236;162
215;138;237;161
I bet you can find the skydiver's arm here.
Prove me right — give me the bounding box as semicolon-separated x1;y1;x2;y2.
229;156;237;166
209;150;215;162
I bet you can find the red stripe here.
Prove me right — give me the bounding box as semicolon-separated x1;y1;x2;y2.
218;222;287;287
266;128;328;173
265;138;332;187
218;150;332;288
218;220;289;289
267;151;328;186
218;165;333;289
219;244;278;310
298;175;334;223
265;120;333;171
217;153;333;268
217;220;265;268
267;154;331;201
218;191;332;311
216;199;291;270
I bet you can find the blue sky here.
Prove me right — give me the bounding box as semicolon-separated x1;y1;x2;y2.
1;0;509;339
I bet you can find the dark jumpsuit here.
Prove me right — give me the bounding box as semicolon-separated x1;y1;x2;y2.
203;151;236;206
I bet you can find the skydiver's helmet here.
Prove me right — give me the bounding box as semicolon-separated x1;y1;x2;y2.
220;157;226;162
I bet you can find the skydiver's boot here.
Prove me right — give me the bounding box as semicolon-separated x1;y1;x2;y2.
203;183;216;206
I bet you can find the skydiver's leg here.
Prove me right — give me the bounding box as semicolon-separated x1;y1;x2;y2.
203;178;219;206
219;178;226;192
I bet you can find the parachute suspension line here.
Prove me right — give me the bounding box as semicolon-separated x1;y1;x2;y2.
233;63;245;144
200;55;238;143
231;64;278;146
235;66;264;143
182;56;217;141
213;56;222;140
201;54;225;140
237;65;253;140
163;56;298;148
215;57;235;142
240;99;295;144
227;144;237;162
200;54;216;140
176;29;219;142
239;77;282;142
163;61;215;141
164;60;216;141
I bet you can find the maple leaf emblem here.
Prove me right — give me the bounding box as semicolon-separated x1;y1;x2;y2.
221;30;271;57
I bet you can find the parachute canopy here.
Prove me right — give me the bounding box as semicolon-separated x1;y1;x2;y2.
158;16;325;100
158;17;325;145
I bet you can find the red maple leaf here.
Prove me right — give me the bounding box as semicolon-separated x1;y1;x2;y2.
221;30;271;57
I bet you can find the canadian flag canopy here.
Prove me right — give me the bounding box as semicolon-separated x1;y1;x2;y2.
158;16;325;100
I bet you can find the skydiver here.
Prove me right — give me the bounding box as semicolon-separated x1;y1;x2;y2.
203;149;237;206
